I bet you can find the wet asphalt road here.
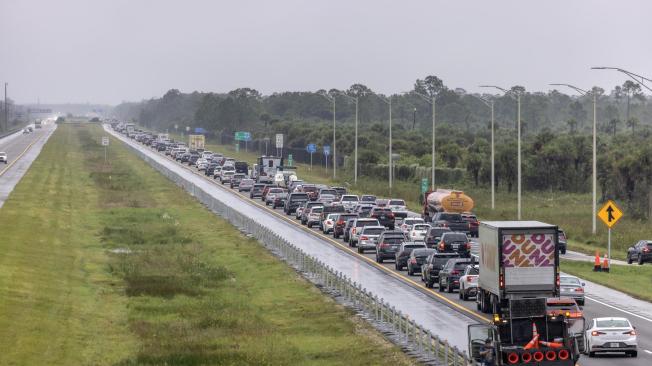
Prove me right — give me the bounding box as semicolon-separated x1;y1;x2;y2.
0;124;56;208
107;125;652;366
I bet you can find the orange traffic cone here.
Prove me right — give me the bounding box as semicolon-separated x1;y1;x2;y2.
593;251;601;272
602;254;610;273
524;322;540;350
540;340;564;348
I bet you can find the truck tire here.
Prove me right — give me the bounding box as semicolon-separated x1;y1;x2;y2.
638;256;644;265
627;254;633;264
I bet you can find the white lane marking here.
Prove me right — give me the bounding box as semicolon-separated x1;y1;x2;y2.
586;296;652;323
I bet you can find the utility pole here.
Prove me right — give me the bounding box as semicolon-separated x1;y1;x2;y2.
481;85;523;219
410;91;438;190
550;83;599;234
372;94;393;190
471;94;496;210
4;83;7;132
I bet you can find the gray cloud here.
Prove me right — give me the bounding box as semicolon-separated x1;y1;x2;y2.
1;0;650;104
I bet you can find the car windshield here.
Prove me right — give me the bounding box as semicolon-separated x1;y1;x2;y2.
363;228;384;235
383;237;405;244
413;249;435;257
357;220;379;227
339;215;357;221
439;213;461;221
269;188;283;193
453;263;471;270
320;194;335;199
467;266;479;275
596;319;630;328
241;179;254;184
320;189;337;196
404;244;426;250
311;207;323;213
413;224;430;231
405;219;424;225
560;277;581;285
443;233;468;242
291;194;308;200
361;195;376;201
389;199;405;206
342;196;358;201
434;256;459;265
428;229;450;237
373;209;392;214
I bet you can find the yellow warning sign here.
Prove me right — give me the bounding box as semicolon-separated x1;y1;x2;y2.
597;200;623;228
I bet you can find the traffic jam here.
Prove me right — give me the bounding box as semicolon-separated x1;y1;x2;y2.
112;122;642;365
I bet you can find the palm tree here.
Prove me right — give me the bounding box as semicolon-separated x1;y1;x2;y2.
626;117;639;134
609;118;620;136
566;119;578;134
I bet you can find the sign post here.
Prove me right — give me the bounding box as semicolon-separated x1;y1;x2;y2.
275;134;283;157
101;136;109;163
306;143;317;171
323;145;330;170
288;154;293;167
421;178;428;194
597;200;623;266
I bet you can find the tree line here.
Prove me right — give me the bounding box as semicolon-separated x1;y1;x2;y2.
112;76;652;218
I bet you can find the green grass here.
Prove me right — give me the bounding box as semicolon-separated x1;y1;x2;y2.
0;123;415;365
561;260;652;303
186;135;649;261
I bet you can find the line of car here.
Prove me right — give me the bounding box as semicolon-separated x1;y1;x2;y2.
113;124;642;359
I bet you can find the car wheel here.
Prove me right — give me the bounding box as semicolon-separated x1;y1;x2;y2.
307;223;312;228
447;282;453;293
588;352;595;358
334;233;339;239
578;299;584;306
357;247;363;254
638;255;644;265
627;254;633;264
394;263;399;270
438;280;444;292
628;351;637;357
561;248;566;255
378;257;383;263
408;267;413;276
425;280;432;288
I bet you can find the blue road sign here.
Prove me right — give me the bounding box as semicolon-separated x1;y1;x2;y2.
323;145;330;156
306;143;317;153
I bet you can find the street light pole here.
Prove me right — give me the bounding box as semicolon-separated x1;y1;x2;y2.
410;91;437;190
318;92;337;179
481;85;522;219
334;92;359;184
550;83;598;234
4;83;7;132
591;67;652;93
372;93;393;190
470;94;496;210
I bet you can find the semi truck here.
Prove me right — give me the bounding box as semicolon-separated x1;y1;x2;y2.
422;189;473;222
255;155;283;184
468;221;583;366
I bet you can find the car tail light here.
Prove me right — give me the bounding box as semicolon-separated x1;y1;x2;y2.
451;270;460;275
623;330;636;336
591;331;606;336
410;258;416;264
439;242;445;250
466;276;477;282
557;349;569;360
441;223;448;227
545;350;557;361
507;352;519;364
521;352;532;363
360;236;368;241
352;228;356;235
574;287;584;292
388;213;394;218
643;248;650;253
532;351;544;362
465;242;471;250
337;220;344;225
380;242;389;248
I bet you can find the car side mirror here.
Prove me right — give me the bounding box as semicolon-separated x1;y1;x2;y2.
581;282;586;286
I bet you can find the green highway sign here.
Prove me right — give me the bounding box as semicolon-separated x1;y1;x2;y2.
421;178;429;193
234;131;251;141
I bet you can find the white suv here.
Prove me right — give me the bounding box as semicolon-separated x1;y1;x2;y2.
0;152;7;164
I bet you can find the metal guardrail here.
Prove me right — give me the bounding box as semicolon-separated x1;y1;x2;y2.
118;134;473;366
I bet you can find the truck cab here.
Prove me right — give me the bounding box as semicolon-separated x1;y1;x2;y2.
467;298;584;365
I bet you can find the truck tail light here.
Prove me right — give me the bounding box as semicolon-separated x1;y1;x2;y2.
521;352;532;363
507;352;519;364
499;274;505;289
557;349;569;360
545;350;557;361
556;274;560;288
532;351;544;362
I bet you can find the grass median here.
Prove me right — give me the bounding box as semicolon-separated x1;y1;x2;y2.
0;123;415;365
560;260;652;303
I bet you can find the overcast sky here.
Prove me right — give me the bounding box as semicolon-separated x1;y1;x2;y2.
1;0;651;105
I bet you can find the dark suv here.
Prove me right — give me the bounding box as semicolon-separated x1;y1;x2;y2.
421;252;460;288
461;213;479;237
333;213;358;239
370;207;395;229
627;240;652;265
395;242;427;271
558;229;568;255
438;232;471;257
284;192;309;214
425;227;452;248
375;230;407;263
407;248;436;276
438;258;474;292
250;184;266;199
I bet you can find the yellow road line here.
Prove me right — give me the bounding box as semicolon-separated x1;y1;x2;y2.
150;147;491;323
0;132;46;177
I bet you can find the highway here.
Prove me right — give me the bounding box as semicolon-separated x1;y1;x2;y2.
106;125;652;365
0;124;56;208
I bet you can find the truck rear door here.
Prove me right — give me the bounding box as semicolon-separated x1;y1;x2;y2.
501;230;557;294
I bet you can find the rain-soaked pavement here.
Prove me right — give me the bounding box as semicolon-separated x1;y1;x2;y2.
107;125;652;365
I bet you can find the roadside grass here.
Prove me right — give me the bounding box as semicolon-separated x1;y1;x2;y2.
0;123;415;365
561;260;652;303
192;137;648;260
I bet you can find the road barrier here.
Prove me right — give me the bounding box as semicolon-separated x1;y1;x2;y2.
119;134;472;366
